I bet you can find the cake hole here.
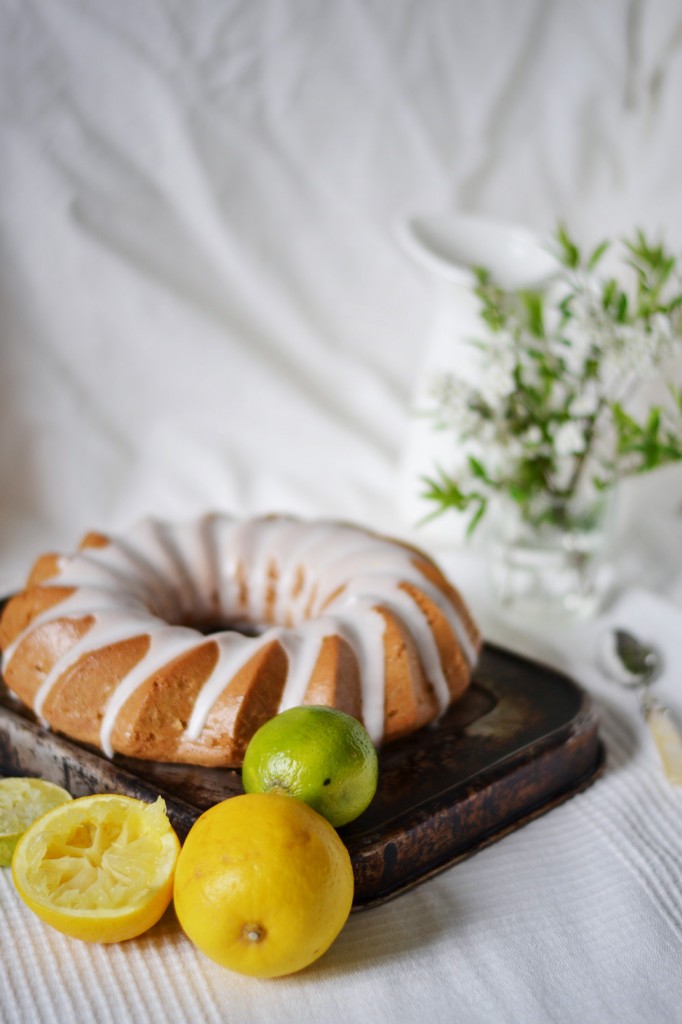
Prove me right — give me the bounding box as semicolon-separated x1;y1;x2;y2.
193;619;268;638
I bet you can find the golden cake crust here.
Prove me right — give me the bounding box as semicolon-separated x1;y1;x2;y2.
0;514;481;766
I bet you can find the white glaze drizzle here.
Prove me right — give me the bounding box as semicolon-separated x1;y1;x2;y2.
98;626;202;757
185;627;285;741
2;514;478;754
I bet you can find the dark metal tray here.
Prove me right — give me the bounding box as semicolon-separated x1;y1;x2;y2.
0;641;603;908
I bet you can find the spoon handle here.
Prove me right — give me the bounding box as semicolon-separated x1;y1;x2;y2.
642;697;682;785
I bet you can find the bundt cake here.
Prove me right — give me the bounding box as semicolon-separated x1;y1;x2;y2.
0;514;481;767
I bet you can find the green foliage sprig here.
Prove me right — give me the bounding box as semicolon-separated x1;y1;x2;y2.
422;225;682;534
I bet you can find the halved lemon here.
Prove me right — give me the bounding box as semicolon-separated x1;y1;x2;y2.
12;793;180;943
0;777;73;867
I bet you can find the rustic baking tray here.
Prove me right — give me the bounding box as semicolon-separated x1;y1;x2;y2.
0;639;603;908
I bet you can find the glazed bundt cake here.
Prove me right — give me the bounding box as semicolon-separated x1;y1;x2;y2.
0;514;481;767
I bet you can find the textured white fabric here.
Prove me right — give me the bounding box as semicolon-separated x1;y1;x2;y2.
2;1;682;1021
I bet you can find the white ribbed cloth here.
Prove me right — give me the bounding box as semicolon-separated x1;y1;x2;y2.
3;587;682;1024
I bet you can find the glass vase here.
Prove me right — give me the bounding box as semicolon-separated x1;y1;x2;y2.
487;490;615;622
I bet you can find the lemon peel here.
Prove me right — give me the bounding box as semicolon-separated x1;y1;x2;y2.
12;793;180;943
0;778;73;867
174;792;354;977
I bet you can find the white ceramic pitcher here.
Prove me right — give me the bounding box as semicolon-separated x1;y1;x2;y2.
395;212;558;546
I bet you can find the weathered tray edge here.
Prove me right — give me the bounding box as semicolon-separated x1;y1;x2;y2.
350;714;604;908
0;699;202;837
0;676;604;910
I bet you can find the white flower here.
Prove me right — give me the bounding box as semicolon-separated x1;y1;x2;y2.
553;421;586;456
423;226;682;536
523;425;543;447
479;346;516;403
650;312;673;341
561;317;594;377
551;456;577;491
503;436;524;460
550;378;571;414
571;382;600;418
647;314;676;365
428;374;481;435
476;419;497;445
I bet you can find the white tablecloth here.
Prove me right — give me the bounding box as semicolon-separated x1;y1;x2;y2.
2;2;682;1021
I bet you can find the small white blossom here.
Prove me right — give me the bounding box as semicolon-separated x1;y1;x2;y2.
550;379;571;414
523;425;543;447
479;346;516;403
647;315;676;365
551;455;577;492
428;374;480;435
571;383;600;418
480;365;515;402
554;421;586;456
422;226;682;534
503;436;524;459
476;419;497;445
561;317;594;377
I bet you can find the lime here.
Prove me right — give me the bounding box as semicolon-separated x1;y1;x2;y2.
0;778;73;867
12;794;180;943
241;705;378;827
174;793;354;977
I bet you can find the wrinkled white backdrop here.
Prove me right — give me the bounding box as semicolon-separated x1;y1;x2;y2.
2;0;681;590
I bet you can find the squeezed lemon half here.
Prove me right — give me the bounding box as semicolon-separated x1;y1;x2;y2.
12;793;180;943
0;778;73;867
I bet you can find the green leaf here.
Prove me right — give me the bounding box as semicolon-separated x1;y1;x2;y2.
419;468;492;535
556;224;581;269
415;221;682;539
521;291;545;338
467;455;492;484
420;472;468;516
508;484;530;505
667;389;679;414
646;407;661;437
660;256;676;286
602;279;617;310
615;290;628;323
587;240;610;270
466;498;488;536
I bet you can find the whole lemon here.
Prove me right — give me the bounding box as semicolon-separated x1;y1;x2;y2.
241;705;378;827
173;793;354;977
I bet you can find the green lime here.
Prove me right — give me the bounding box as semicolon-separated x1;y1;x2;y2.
242;706;379;827
0;777;73;867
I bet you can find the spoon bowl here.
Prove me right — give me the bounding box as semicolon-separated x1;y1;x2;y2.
598;627;682;785
599;629;662;689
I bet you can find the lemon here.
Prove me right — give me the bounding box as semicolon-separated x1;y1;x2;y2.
12;793;180;943
0;778;73;867
241;705;378;827
174;792;354;977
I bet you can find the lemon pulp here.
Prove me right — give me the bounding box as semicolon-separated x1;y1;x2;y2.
12;793;180;943
0;778;73;867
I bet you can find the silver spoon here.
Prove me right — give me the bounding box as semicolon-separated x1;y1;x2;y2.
599;629;682;785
